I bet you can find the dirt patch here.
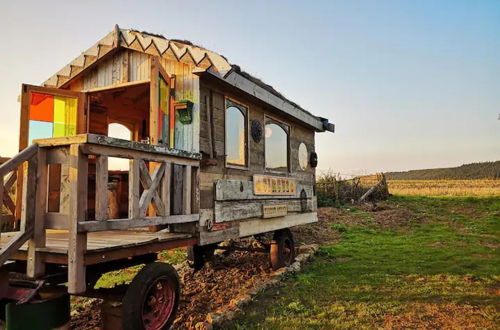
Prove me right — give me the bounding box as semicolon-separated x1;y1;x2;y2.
291;207;342;245
383;303;495;329
173;250;273;328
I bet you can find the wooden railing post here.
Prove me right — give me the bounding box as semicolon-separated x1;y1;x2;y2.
161;162;171;216
27;149;48;278
192;166;200;214
129;158;140;219
68;144;88;294
95;155;108;220
182;165;192;215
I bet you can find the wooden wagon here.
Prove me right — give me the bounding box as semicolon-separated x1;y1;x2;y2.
0;25;334;329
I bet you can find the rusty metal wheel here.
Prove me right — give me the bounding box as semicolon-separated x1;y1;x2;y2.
270;229;295;270
122;263;180;330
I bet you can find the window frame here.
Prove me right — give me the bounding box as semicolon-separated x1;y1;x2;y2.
264;115;291;174
224;97;250;170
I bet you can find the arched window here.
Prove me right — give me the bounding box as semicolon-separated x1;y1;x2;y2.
225;99;247;166
265;118;289;171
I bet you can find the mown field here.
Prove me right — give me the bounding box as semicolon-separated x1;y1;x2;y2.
233;196;500;329
388;179;500;197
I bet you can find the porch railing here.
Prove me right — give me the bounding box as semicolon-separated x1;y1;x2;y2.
0;134;201;294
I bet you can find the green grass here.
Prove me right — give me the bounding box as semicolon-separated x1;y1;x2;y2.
233;196;500;329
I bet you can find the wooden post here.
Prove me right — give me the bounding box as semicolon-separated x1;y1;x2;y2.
129;158;140;219
182;165;192;215
161;162;171;216
27;149;47;278
59;164;70;214
68;144;88;294
95;155;108;220
192;166;200;214
149;58;159;145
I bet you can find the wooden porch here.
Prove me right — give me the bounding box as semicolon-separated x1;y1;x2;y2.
0;134;201;294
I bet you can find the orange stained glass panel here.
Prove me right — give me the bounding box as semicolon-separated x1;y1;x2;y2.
29;93;54;122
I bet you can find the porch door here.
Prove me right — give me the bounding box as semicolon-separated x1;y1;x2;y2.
151;58;175;148
17;84;86;220
19;84;86;150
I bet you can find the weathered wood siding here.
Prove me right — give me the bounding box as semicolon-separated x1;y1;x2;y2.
74;49;199;153
198;77;316;210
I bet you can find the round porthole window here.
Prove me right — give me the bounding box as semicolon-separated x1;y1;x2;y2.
298;143;308;170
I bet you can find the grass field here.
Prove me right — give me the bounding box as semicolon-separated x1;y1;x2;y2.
388;179;500;197
233;196;500;329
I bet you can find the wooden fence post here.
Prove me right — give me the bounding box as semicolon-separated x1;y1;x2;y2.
95;155;108;220
27;148;48;278
68;144;88;294
129;158;140;219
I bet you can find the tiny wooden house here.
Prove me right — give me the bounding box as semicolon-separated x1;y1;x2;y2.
16;26;334;242
0;25;333;328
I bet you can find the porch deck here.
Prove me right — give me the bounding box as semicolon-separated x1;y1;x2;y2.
1;230;195;265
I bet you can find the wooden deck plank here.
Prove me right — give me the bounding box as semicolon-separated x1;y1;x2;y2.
0;230;192;255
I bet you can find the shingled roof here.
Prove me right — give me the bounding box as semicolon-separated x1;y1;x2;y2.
42;26;332;132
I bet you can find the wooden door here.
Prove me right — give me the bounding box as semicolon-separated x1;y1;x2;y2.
150;58;175;147
16;84;86;219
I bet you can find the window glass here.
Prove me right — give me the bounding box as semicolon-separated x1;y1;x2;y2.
225;101;247;166
265;120;289;171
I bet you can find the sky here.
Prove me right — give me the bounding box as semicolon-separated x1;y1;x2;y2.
0;0;499;176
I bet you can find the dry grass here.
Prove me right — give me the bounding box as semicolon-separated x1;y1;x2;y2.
388;179;500;196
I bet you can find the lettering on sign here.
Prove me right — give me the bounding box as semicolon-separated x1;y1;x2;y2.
254;175;296;196
262;204;288;218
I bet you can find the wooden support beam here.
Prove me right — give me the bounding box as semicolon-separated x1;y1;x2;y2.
192;167;200;214
182;165;192;215
68;144;88;294
149;57;159;145
128;158;140;219
78;214;199;232
27;149;48;278
138;161;166;217
95;155;108;221
161;162;172;216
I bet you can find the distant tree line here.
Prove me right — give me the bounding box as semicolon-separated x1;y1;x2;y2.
385;161;500;180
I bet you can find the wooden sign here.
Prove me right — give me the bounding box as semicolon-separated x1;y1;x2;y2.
262;204;288;218
253;175;296;196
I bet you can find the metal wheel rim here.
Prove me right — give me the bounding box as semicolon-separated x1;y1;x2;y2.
141;275;176;330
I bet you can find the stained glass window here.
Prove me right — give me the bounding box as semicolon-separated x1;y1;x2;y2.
28;92;78;143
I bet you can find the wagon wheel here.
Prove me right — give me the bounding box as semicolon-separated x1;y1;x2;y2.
270;229;296;270
122;263;180;330
187;244;216;271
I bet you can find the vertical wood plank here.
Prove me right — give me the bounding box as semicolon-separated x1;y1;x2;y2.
206;94;214;158
129;158;140;219
59;164;70;214
16;85;30;222
95;155;108;220
121;51;129;83
27;149;47;278
182;165;192;215
192;166;200;214
161;162;171;216
68;144;88;294
149;58;159;145
21;152;38;233
172;164;183;215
